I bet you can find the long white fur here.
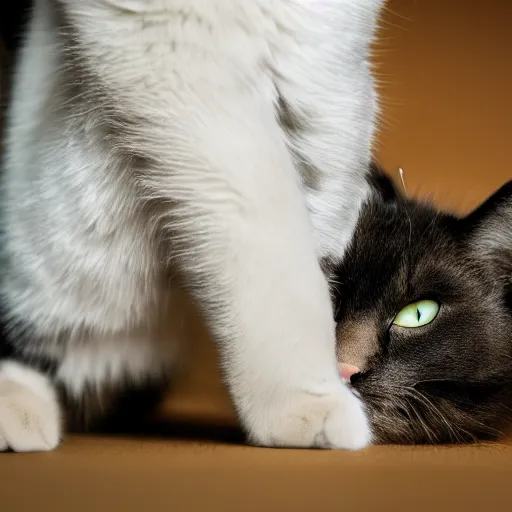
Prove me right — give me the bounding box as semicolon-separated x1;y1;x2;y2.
0;0;383;450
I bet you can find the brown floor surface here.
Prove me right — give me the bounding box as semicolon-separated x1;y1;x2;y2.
1;1;512;510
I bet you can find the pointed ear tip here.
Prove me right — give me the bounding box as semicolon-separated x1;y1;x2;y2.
495;179;512;195
367;162;401;202
464;178;512;232
477;179;512;209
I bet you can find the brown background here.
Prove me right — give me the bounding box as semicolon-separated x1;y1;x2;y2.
1;0;512;510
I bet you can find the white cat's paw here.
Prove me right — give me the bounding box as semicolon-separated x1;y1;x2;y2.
0;362;61;452
248;384;371;450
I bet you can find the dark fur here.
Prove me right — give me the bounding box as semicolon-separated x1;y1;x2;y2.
332;164;512;444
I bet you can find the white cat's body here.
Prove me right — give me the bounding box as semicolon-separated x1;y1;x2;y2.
0;0;383;451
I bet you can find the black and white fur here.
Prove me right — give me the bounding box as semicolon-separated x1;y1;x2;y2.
0;0;384;451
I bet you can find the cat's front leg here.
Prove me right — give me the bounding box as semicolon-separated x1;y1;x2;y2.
273;0;384;262
147;93;369;449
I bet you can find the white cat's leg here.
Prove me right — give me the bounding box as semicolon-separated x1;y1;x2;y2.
142;97;369;449
274;0;384;261
0;361;61;452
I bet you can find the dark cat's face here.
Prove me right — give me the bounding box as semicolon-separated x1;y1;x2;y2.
332;166;512;444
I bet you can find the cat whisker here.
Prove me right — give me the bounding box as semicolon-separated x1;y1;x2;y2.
358;388;436;443
403;386;466;443
386;386;442;443
405;384;502;441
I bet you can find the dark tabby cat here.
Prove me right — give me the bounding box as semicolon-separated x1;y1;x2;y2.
334;165;512;444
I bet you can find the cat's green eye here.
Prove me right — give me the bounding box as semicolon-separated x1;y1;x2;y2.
393;300;439;328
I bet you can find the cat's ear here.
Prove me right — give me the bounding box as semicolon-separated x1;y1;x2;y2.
366;162;402;202
463;180;512;284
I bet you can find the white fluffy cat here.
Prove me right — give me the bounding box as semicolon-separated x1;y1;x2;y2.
0;0;383;451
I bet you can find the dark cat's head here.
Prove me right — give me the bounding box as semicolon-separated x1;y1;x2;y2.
332;164;512;444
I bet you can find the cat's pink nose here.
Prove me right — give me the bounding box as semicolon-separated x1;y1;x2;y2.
339;363;360;383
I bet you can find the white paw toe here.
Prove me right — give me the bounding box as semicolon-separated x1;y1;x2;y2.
321;385;371;450
247;384;371;450
0;432;7;452
0;379;61;452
